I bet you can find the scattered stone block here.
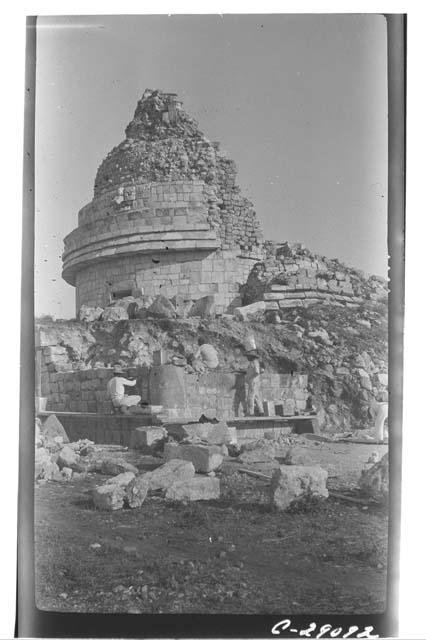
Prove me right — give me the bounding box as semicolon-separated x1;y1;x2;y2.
92;484;126;511
188;295;216;318
125;475;150;508
130;426;167;449
39;414;69;444
61;467;73;481
147;295;176;319
165;476;220;502
270;465;329;511
283;447;314;466
78;305;104;322
164;443;223;473
358;452;388;501
144;459;195;491
100;458;139;476
57;445;80;470
101;306;129;321
283;399;296;416
167;421;237;446
105;471;136;487
233;301;266;321
262;401;276;417
153;349;167;365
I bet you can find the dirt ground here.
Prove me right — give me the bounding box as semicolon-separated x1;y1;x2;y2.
35;437;388;614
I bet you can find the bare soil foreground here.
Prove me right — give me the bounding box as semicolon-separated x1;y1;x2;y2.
35;437;388;614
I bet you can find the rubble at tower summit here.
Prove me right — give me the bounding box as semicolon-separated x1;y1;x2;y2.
35;90;389;614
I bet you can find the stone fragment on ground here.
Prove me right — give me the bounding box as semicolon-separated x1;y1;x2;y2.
130;426;167;450
165;476;220;501
238;438;289;464
164;443;223;473
101;306;129;321
167;421;237;446
92;484;126;511
61;467;73;480
188;294;216;318
39;414;69;445
143;458;195;491
233;301;266;321
283;446;316;466
147;295;176;319
78;304;104;322
125;475;150;508
57;445;80;470
358;452;388;501
105;471;136;487
100;458;139;476
269;465;329;511
35;447;61;481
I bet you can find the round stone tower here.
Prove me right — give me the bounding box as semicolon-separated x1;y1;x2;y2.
62;89;264;314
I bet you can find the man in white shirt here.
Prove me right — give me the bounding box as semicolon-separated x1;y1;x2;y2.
107;365;141;413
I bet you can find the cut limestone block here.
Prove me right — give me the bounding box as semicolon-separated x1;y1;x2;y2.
101;306;129;321
163;443;223;473
130;426;167;449
144;459;195;491
92;484;126;511
269;465;328;511
358;452;388;501
57;445;80;470
100;458;139;476
188;295;216;318
78;305;103;322
39;414;69;444
125;475;150;508
262;401;276;417
105;471;136;487
233;301;266;321
165;476;220;502
166;422;237;446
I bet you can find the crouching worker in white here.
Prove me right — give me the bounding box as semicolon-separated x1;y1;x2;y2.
107;364;141;414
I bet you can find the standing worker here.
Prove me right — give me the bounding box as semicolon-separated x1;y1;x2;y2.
107;364;141;414
374;391;389;442
245;352;265;416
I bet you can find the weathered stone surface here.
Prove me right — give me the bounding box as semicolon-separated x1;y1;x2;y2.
188;295;216;318
167;421;237;446
358;452;388;501
101;306;129;322
61;467;73;480
269;465;329;511
144;459;195;491
39;414;69;444
125;475;150;508
100;458;139;476
105;471;136;487
35;447;61;480
147;295;176;319
78;304;104;322
130;426;167;449
234;301;266;321
283;447;315;466
164;443;223;473
92;484;126;511
165;476;220;501
57;445;80;470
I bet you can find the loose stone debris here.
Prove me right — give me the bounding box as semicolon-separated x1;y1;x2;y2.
269;465;329;511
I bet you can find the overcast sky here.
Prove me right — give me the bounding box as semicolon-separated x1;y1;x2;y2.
35;13;388;318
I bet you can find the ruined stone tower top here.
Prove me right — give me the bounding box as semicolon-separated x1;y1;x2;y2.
62;90;264;312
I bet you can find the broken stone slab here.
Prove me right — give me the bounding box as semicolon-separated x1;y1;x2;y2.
78;304;104;322
105;471;136;487
57;445;80;470
101;306;129;321
283;447;316;466
358;452;388;501
165;476;220;502
124;475;150;508
130;426;167;450
92;484;126;511
100;458;139;476
144;459;195;491
270;465;329;511
147;295;176;319
39;414;69;445
233;301;266;321
188;295;216;318
166;421;237;446
164;443;223;473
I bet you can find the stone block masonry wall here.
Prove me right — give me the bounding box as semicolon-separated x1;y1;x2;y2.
243;241;388;310
74;248;256;313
